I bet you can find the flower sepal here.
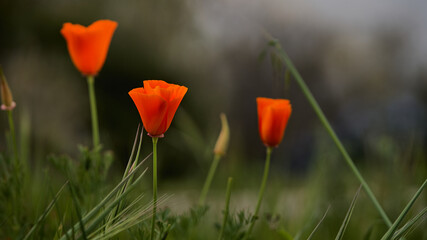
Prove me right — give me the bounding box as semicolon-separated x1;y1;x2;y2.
1;101;16;111
147;133;164;138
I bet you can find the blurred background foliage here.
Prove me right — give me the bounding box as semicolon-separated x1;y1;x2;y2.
0;0;426;238
1;0;426;178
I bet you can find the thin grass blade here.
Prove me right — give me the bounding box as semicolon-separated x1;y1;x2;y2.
123;124;141;177
92;195;170;240
380;178;427;240
265;33;392;227
105;125;143;228
392;206;427;240
22;181;68;240
398;213;426;239
218;177;233;240
335;185;362;240
284;69;291;92
77;167;148;238
59;154;151;240
68;183;88;240
306;205;330;240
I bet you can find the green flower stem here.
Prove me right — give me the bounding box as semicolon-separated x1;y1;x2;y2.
245;147;272;239
7;110;18;166
199;154;221;206
87;75;100;149
274;44;392;227
150;137;158;240
218;177;233;240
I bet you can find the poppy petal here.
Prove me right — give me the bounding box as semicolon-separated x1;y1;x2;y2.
129;90;168;136
129;81;187;136
60;20;117;76
257;97;292;147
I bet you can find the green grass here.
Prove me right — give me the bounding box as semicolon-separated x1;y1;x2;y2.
1;38;426;240
1;134;425;239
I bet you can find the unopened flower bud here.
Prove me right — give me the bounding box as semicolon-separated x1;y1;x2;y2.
213;113;230;156
0;66;16;111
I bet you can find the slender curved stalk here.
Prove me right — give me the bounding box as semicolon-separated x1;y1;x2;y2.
150;137;158;240
307;206;330;240
218;177;233;240
271;40;392;227
245;147;272;239
87;75;100;149
199;154;221;206
7;110;18;165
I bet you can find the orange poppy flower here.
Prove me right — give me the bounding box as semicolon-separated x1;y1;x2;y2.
129;80;188;137
257;97;292;147
60;19;118;76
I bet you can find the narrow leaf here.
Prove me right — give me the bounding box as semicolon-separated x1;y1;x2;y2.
335;185;362;240
105;125;143;228
266;33;393;227
122;124;142;178
392;206;427;239
59;154;151;240
218;177;233;240
306;205;330;240
284;69;291;92
78;167;148;237
22;181;68;240
380;178;427;240
68;183;88;240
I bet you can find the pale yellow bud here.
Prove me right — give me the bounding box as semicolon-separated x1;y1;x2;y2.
213;113;230;156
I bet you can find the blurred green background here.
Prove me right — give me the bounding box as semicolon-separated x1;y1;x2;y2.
1;0;427;238
1;0;426;177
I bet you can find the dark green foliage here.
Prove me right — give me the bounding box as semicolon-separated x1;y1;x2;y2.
0;152;25;238
129;206;208;240
168;206;208;239
48;145;113;203
216;210;253;240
